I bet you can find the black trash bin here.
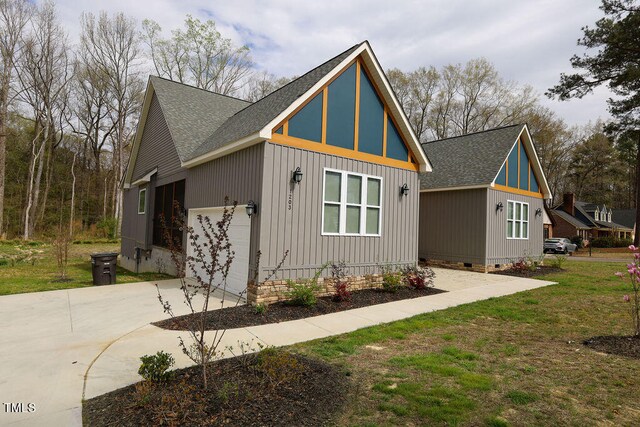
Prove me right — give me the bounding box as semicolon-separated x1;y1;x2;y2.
91;252;119;285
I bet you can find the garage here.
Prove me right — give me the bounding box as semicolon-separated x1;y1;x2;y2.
186;206;251;298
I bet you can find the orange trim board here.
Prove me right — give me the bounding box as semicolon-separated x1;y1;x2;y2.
493;184;543;199
270;134;419;171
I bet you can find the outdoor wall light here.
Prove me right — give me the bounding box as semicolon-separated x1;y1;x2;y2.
246;200;258;217
292;167;303;184
535;208;543;217
496;202;504;212
400;183;409;196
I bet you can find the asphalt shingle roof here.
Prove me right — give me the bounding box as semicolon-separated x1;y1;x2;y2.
612;209;636;229
551;209;591;229
185;43;363;161
150;76;251;161
594;220;632;230
419;124;524;190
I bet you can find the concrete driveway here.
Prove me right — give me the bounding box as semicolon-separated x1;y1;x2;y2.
0;279;231;426
0;269;554;426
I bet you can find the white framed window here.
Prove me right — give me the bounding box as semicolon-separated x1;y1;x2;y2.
138;188;146;214
322;168;382;236
594;210;599;221
507;200;528;239
608;211;612;222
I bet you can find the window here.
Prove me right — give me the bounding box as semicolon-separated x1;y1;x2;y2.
507;200;529;239
594;210;599;221
608;212;612;222
153;180;185;249
138;189;146;214
322;169;382;236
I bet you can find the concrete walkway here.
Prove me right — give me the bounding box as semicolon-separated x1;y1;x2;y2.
0;269;554;426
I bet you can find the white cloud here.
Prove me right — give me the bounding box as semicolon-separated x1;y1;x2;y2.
41;0;612;126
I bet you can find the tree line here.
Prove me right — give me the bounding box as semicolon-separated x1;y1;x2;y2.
0;0;636;240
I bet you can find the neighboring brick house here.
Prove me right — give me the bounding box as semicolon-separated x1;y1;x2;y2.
551;193;633;240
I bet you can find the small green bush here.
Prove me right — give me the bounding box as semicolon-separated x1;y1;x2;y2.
285;280;319;306
380;265;403;292
570;235;583;248
0;258;8;267
549;255;567;269
96;217;118;239
138;351;175;383
591;236;632;248
255;303;268;315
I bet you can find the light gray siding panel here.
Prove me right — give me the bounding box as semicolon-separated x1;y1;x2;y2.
131;93;182;182
418;189;487;264
185;143;264;278
486;188;545;265
259;142;419;280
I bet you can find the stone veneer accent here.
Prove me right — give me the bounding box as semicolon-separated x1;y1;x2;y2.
247;274;385;305
425;259;509;274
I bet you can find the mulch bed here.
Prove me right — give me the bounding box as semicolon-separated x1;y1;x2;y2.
491;266;563;278
83;352;350;426
583;335;640;359
154;286;446;331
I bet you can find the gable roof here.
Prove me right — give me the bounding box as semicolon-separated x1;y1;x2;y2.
419;124;551;198
151;76;251;161
612;209;636;229
186;43;362;162
125;41;431;186
551;208;591;229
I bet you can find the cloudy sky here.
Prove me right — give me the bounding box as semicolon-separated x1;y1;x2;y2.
51;0;611;127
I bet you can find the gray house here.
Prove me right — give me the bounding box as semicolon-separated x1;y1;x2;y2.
418;124;552;272
121;41;432;304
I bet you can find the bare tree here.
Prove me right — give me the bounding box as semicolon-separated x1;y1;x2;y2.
142;15;253;96
0;0;31;237
17;1;72;239
80;11;144;230
243;70;294;102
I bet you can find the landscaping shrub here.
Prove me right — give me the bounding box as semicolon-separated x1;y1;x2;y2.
330;261;351;302
615;245;640;336
591;236;632;248
285;280;319;306
255;348;304;388
254;303;268;315
570;235;584;248
549;255;567;269
138;351;175;383
401;265;436;290
380;265;403;292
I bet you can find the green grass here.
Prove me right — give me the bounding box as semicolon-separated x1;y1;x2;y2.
0;242;170;295
294;259;640;426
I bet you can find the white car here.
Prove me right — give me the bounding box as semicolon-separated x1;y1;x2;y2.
544;238;577;254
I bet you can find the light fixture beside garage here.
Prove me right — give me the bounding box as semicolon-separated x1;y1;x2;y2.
535;208;542;217
246;200;258;217
292;167;303;184
496;202;503;212
400;183;409;196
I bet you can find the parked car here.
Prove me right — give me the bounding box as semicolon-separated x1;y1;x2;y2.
544;238;577;254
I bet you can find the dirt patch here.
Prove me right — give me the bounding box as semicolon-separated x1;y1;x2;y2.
491;266;563;278
83;352;350;427
583;335;640;359
154;286;446;331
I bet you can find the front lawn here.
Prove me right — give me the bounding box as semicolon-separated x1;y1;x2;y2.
294;260;640;426
0;241;170;295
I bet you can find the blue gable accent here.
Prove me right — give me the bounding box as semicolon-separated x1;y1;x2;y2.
358;68;384;156
288;92;322;142
530;167;538;192
387;118;408;161
326;64;356;150
519;142;529;190
496;163;506;186
507;144;518;187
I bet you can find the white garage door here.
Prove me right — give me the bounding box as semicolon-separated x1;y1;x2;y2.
186;206;251;297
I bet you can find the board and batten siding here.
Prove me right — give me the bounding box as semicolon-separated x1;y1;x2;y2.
418;189;487;265
486;188;545;265
131;93;183;183
185;143;265;278
258;142;419;281
121;187;145;258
